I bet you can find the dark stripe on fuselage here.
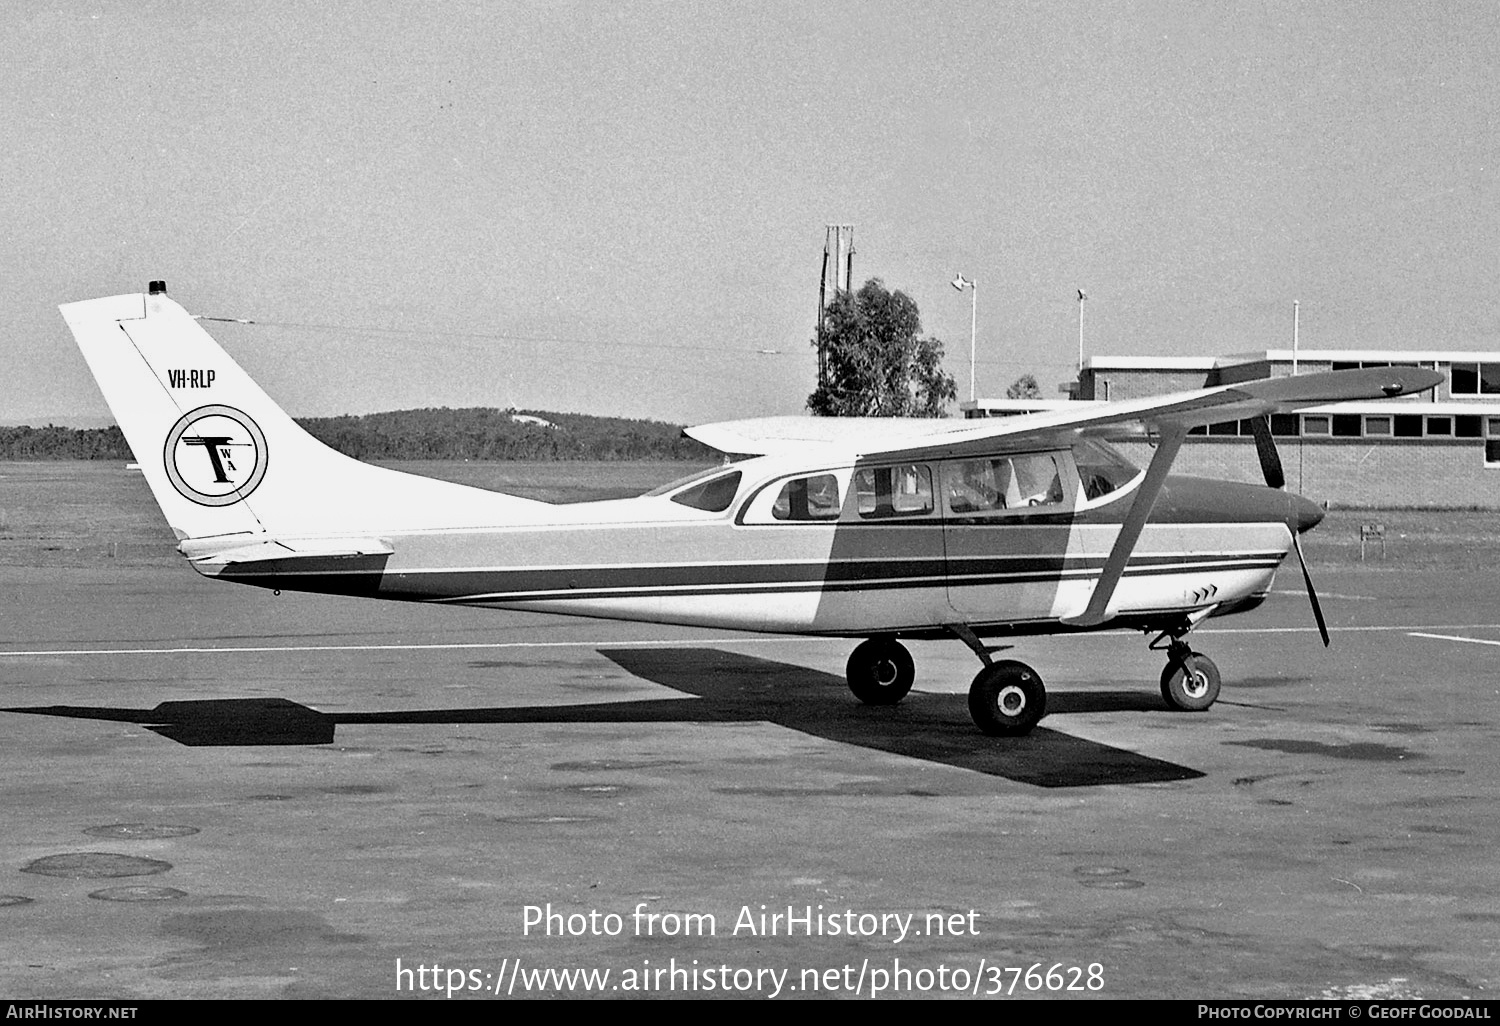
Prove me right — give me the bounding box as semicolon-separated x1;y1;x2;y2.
218;550;1284;603
213;473;1297;603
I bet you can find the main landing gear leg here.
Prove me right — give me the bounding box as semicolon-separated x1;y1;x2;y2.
950;624;1046;737
1151;622;1221;712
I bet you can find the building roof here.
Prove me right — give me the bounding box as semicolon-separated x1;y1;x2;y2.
1081;356;1217;371
1218;349;1500;366
961;398;1500;416
1082;349;1500;372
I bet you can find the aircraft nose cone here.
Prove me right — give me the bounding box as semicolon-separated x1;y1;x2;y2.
1288;492;1325;534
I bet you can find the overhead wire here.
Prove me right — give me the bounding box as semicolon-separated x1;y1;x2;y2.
193;313;807;391
195;315;788;357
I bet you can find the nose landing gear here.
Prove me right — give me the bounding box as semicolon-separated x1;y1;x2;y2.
1159;645;1221;711
1153;618;1221;710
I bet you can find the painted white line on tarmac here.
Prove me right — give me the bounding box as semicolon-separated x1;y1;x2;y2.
7;623;1500;658
0;637;845;658
1269;589;1378;601
1196;622;1500;637
1407;631;1500;648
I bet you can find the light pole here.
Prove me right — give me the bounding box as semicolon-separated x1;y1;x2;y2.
1292;299;1300;375
1077;288;1087;373
951;274;976;401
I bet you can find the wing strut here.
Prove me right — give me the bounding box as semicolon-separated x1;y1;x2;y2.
1064;422;1187;628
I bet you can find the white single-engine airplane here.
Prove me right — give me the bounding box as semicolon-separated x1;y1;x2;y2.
61;284;1441;737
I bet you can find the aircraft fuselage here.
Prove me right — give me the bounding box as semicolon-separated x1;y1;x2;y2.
193;453;1317;640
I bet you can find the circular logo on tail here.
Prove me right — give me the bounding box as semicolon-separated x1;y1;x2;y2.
163;405;268;506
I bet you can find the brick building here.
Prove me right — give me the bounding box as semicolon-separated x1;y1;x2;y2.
962;350;1500;508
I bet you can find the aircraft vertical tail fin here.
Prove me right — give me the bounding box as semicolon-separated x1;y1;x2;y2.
60;284;545;546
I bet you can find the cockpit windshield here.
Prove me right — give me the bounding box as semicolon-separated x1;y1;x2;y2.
1072;439;1141;501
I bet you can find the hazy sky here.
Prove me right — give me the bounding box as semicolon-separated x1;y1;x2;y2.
7;1;1500;425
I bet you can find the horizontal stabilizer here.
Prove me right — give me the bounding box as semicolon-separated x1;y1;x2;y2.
179;534;396;595
180;535;394;568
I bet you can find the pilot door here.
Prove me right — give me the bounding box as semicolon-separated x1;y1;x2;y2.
941;451;1089;623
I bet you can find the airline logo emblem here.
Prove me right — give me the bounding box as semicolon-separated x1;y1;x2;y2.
163;405;268;506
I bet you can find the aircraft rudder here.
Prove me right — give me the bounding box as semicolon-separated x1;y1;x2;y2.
62;282;549;543
62;284;269;541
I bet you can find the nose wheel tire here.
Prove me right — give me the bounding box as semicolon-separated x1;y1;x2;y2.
967;660;1047;736
846;638;915;705
1160;651;1221;711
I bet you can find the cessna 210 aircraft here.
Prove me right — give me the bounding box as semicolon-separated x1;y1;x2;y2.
61;283;1442;737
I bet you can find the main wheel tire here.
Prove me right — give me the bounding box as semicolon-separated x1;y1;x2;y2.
967;660;1046;736
1160;651;1221;711
846;638;915;705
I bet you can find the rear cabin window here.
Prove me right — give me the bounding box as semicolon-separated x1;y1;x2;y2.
669;471;742;512
854;464;933;519
771;473;842;521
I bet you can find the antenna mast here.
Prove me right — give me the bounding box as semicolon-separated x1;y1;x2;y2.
816;225;854;391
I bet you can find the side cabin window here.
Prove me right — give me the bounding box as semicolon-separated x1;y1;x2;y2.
943;452;1071;516
771;473;842;521
739;469;856;525
853;464;934;519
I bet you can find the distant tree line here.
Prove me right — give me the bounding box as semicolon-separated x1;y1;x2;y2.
0;425;132;459
0;408;716;462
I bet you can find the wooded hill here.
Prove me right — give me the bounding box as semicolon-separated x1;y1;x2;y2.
0;408;716;461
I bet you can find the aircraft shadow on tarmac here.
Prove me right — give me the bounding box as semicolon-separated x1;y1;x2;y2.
4;647;1203;788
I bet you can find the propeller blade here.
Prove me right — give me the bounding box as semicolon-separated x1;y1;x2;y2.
1251;412;1323;644
1248;414;1286;489
1291;532;1330;647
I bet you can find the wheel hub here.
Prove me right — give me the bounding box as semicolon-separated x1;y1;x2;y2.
874;660;898;686
996;684;1027;716
1183;668;1210;699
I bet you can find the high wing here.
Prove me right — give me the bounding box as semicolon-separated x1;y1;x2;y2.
688;367;1442;461
689;366;1442;631
684;415;977;457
